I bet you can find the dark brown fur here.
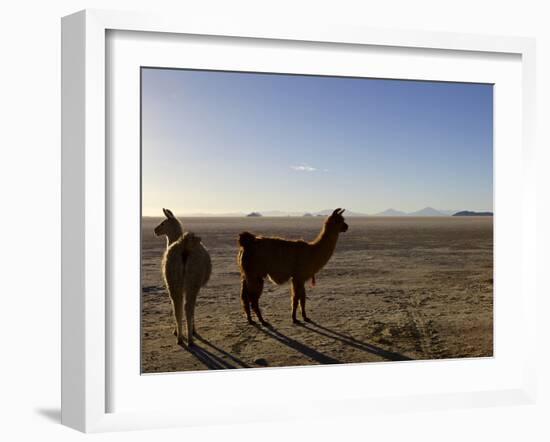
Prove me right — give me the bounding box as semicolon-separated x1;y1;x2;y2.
237;208;348;324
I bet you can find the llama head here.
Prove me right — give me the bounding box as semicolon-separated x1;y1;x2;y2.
154;208;183;242
181;231;202;252
326;208;348;233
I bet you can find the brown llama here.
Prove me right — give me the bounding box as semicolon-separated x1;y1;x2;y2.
237;208;348;325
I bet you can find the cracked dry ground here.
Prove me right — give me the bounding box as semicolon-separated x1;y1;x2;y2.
140;216;493;373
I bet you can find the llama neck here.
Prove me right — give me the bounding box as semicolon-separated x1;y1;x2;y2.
165;226;183;247
310;224;340;272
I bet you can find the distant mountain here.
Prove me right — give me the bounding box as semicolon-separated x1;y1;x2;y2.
408;207;446;217
303;213;314;217
374;208;407;217
453;211;493;217
246;212;263;217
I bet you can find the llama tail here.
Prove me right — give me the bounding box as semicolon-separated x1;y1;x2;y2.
238;231;256;248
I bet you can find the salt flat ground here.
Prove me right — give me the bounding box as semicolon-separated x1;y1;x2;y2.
141;216;493;373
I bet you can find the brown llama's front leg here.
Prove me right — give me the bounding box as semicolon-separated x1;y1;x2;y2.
249;278;268;326
291;278;305;324
240;279;254;324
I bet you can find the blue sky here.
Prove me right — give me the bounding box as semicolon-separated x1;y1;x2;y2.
141;68;493;216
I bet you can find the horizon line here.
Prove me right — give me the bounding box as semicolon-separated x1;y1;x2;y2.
142;208;494;218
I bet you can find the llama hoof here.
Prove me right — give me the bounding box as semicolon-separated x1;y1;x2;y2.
176;335;185;346
247;318;256;325
187;339;195;348
292;318;300;325
260;320;271;328
173;328;178;336
303;317;312;323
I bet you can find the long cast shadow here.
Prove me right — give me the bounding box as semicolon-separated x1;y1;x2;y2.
300;320;412;362
180;342;237;370
255;324;340;365
195;334;250;368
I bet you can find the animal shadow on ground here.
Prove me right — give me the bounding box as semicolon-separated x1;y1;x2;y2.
180;333;250;370
254;323;340;365
180;341;236;370
195;334;250;368
300;320;412;362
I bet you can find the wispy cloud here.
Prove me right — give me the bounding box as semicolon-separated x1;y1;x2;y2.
291;164;319;172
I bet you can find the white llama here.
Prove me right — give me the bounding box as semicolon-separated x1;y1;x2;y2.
154;209;212;346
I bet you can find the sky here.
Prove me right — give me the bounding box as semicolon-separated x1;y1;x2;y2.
141;68;493;216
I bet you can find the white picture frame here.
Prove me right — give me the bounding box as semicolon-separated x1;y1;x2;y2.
61;9;537;433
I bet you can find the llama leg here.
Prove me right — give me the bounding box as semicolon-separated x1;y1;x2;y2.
249;278;267;325
240;279;254;324
173;323;191;336
171;295;185;345
299;284;310;322
184;290;198;347
290;279;303;324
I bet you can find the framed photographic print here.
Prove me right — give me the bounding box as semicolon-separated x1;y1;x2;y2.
61;9;537;432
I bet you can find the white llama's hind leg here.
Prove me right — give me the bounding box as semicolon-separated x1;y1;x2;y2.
184;288;198;346
170;294;185;345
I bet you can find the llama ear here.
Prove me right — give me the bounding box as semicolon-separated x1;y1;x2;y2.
331;208;342;216
163;208;175;219
339;209;345;215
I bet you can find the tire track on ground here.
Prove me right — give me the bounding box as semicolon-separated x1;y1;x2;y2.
401;291;445;359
